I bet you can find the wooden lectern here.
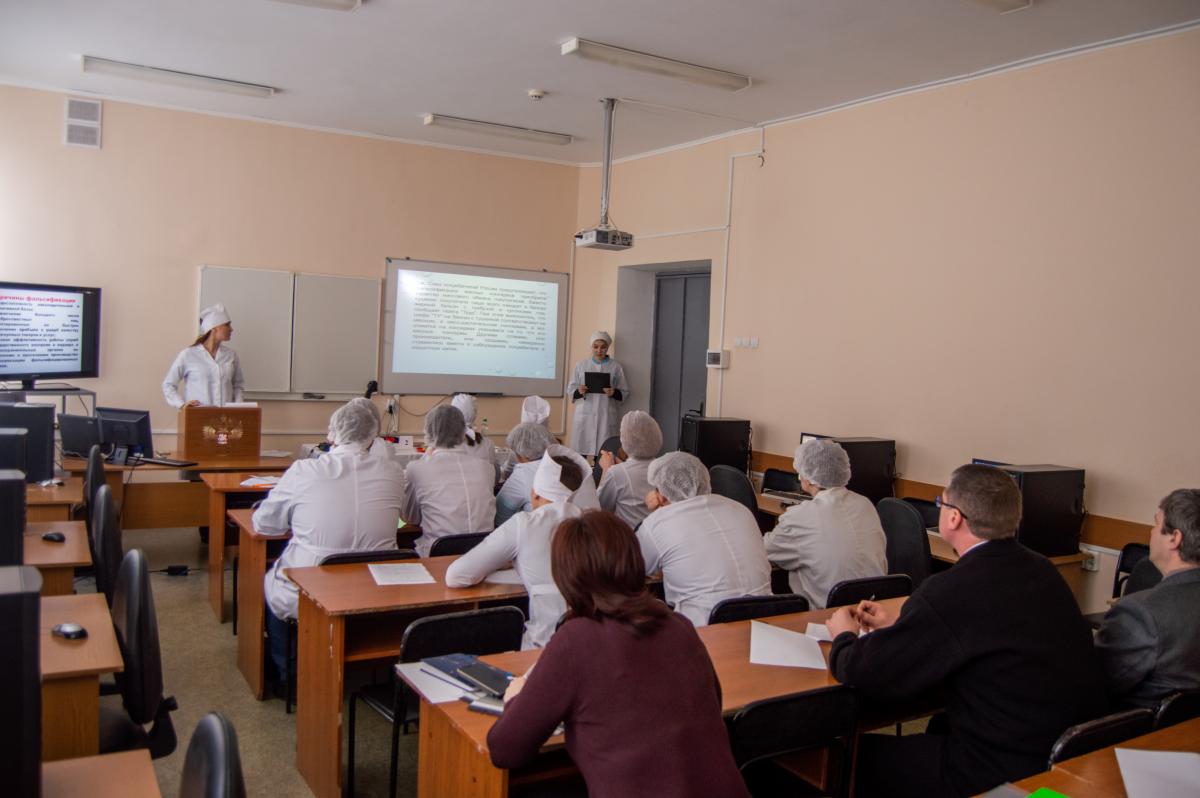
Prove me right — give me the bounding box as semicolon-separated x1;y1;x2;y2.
177;405;262;459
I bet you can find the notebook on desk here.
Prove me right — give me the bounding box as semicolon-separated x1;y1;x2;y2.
762;488;809;504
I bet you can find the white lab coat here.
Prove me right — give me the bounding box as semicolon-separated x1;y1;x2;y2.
637;493;772;627
597;457;653;528
763;486;887;609
495;460;537;527
161;344;245;408
566;357;628;456
445;501;583;649
404;446;496;557
257;439;406;620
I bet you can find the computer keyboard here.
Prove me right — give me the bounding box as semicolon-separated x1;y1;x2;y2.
134;455;198;468
762;489;810;503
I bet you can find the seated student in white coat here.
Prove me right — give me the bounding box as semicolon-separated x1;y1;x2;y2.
762;438;887;609
446;447;587;649
521;395;552;428
451;393;497;472
255;398;406;685
637;452;772;627
404;404;496;557
598;410;662;529
495;422;555;527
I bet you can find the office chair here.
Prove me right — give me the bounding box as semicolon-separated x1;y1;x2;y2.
429;532;490;557
876;498;932;590
179;712;247;798
761;468;800;493
708;594;809;625
825;574;911;609
83;444;107;545
346;606;526;798
92;484;124;608
1047;708;1154;767
710;465;760;518
591;435;624;485
1113;543;1153;598
1154;689;1200;730
100;549;179;759
902;497;940;529
728;686;858;798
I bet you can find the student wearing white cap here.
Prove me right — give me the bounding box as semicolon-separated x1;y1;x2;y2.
566;330;629;458
446;445;588;649
450;393;497;472
162;303;245;408
520;395;551;427
597;410;663;528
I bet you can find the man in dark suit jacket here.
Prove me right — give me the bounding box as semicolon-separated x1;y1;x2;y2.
1096;488;1200;708
826;464;1108;798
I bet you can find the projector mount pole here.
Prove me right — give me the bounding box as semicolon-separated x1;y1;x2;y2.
598;97;616;231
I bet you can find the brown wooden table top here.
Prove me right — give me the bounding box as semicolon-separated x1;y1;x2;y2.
63;454;293;473
200;471;284;491
290;556;528;616
42;749;162;797
228;507;293;541
25;521;91;568
756;493;790;517
26;477;84;506
1043;716;1200;792
41;593;123;680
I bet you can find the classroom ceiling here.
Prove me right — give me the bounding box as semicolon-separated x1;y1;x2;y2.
1;0;1198;164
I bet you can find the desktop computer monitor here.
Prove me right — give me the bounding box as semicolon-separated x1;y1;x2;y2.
58;413;102;459
97;407;154;465
0;404;54;483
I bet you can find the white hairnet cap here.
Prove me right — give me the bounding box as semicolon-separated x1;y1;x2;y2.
425;404;466;449
506;422;553;461
647;451;711;503
620;411;662;459
793;438;851;489
199;304;232;334
450;393;477;426
520;395;551;426
589;330;612;346
328;397;380;446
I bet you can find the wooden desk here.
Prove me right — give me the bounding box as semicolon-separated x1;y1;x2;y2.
291;558;531;798
42;750;162;797
229;507;292;699
25;521;91;595
26;478;84;522
201;472;277;622
41;593;124;760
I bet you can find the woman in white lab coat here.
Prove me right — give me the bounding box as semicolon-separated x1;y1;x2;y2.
495;422;555;526
255;398;406;683
451;393;496;470
567;331;629;459
161;303;245;408
597;410;662;529
404;404;496;557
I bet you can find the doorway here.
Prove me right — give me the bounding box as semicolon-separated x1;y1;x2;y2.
650;272;711;452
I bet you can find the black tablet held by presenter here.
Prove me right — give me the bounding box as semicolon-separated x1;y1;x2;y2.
584;371;611;392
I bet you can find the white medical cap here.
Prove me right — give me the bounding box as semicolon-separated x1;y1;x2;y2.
534;444;591;503
619;411;663;459
506;422;553;461
329;397;380;446
647;451;711;503
199;304;232;334
425;404;466;449
793;438;851;489
532;450;575;503
589;331;612;346
520;395;551;426
450;393;477;426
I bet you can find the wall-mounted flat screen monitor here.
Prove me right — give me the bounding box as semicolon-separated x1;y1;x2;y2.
0;281;101;390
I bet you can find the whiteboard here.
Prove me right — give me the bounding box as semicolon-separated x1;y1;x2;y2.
199;265;293;392
291;273;380;394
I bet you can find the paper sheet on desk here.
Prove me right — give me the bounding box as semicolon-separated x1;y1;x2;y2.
240;475;280;487
1115;748;1200;797
260;450;292;458
805;623;865;641
395;662;470;704
749;621;827;669
485;569;523;585
369;563;435;585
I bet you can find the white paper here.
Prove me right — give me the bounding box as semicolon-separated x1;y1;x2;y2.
224;401;259;408
1115;748;1200;798
484;569;523;585
749;620;827;670
394;662;469;703
368;563;436;585
805;623;833;642
260;449;292;458
240;475;280;487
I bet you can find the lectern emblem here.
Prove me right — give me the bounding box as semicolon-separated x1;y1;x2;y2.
202;415;246;447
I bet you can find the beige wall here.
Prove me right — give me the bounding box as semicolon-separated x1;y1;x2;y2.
574;28;1200;522
0;85;579;451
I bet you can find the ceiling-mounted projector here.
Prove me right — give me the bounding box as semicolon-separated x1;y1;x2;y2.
576;98;633;251
575;227;633;250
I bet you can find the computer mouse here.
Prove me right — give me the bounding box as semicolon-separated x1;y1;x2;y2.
52;622;87;640
42;531;66;543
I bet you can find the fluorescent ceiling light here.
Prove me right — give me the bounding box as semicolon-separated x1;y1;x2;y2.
561;37;752;92
81;56;276;98
267;0;361;10
422;114;573;146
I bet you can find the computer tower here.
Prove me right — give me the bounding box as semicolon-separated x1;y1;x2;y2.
974;462;1085;557
0;405;54;482
679;415;751;472
0;565;42;796
0;470;25;566
0;428;27;475
833;437;897;505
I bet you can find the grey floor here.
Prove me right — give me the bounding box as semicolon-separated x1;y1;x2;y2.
100;526;419;798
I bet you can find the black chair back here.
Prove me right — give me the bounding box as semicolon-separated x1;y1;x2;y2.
761;468;799;493
400;606;525;663
84;443;106;541
429;532;490;557
826;574;911;609
876;498;932;590
1124;557;1162;596
1048;708;1154;767
93;484;124;607
179;712;247;798
599;436;622;457
1114;543;1152;598
1155;689;1200;730
709;465;759;517
729;686;858;798
903;497;940;529
708;594;810;625
112;548;177;758
319;549;418;566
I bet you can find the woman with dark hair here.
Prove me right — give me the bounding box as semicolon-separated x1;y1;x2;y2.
487;510;750;798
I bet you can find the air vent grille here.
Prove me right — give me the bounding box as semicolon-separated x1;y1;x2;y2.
64;98;102;149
